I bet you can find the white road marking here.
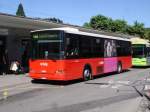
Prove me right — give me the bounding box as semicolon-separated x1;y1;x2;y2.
99;80;130;89
145;78;150;82
144;85;150;90
80;107;101;112
99;85;110;88
108;80;114;84
117;81;130;85
111;84;122;89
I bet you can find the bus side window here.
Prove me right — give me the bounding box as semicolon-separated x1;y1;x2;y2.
117;41;131;57
66;34;79;58
93;38;103;57
79;36;92;58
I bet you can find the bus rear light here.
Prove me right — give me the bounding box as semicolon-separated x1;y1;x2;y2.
55;70;64;74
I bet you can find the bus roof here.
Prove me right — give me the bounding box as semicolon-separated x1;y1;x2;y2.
31;27;130;41
131;37;150;45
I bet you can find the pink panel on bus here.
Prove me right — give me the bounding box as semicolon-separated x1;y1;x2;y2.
104;57;117;73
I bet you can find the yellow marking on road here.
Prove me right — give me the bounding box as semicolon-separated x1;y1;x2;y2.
0;83;31;93
0;84;63;93
3;89;8;99
14;85;63;90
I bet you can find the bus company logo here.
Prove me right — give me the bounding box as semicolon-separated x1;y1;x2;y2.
40;62;48;67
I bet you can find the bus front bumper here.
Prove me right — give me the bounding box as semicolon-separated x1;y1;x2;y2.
132;59;147;66
29;72;67;81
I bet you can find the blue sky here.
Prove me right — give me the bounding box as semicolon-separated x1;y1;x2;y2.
0;0;150;27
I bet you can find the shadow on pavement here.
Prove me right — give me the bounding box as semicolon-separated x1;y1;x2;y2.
31;79;83;86
93;69;131;80
132;66;150;69
31;70;131;86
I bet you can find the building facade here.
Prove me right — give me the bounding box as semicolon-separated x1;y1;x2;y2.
0;13;65;73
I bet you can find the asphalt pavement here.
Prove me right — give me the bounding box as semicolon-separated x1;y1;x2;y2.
0;68;149;112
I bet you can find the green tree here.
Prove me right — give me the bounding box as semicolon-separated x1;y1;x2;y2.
16;3;26;17
42;17;63;23
126;21;145;37
84;15;128;33
34;17;63;24
144;28;150;40
83;22;91;28
83;14;148;38
109;19;128;33
90;15;111;31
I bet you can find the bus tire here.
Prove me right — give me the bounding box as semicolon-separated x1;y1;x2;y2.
83;66;92;81
117;62;122;73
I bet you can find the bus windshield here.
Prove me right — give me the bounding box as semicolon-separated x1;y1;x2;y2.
31;31;64;59
132;44;146;58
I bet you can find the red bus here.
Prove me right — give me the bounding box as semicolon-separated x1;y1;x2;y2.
29;27;132;81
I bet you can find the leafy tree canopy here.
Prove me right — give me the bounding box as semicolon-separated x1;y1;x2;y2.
83;14;147;39
144;28;150;39
34;17;63;24
126;21;145;37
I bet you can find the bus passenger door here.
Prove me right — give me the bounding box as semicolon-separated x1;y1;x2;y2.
65;34;82;80
146;47;150;65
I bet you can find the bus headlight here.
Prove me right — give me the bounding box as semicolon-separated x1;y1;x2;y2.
55;70;64;74
30;69;35;73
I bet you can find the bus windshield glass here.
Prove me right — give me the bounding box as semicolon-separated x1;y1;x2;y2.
132;44;146;58
31;31;64;59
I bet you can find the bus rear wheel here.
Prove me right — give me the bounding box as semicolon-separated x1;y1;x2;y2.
83;67;92;81
117;62;122;73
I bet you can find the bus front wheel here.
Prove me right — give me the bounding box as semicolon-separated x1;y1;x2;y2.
83;67;92;81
